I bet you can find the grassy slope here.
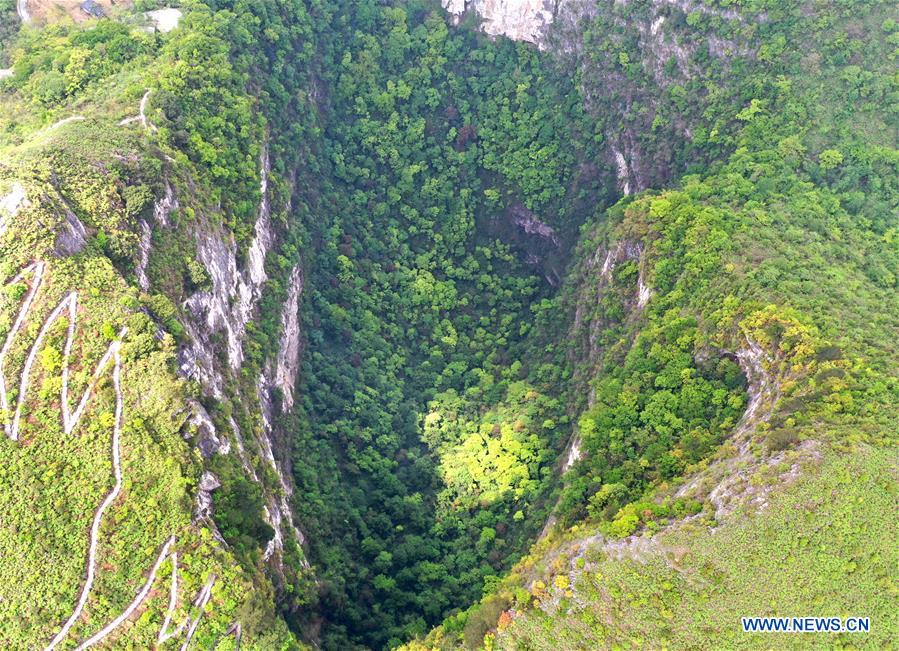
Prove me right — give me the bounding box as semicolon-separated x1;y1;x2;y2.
495;445;897;650
0;1;896;649
0;12;300;651
0;120;296;651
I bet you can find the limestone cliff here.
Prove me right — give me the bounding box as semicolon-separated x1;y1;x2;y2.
442;0;558;45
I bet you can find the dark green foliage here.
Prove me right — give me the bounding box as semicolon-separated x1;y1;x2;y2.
0;0;17;67
2;0;896;648
283;3;601;647
212;455;276;555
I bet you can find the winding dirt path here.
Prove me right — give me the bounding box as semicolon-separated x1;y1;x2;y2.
119;90;156;131
2;263;229;647
76;540;227;649
2;270;144;646
180;575;216;651
10;292;76;439
73;537;176;650
159;554;220;649
157;551;184;644
0;261;44;437
8;291;125;440
45;342;126;650
77;543;223;649
45;116;86;132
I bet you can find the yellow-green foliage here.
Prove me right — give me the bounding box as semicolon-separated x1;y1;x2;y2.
495;446;897;650
0;68;297;651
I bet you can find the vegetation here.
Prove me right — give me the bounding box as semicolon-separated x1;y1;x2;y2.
479;446;897;650
402;1;897;646
0;0;18;68
0;0;895;649
0;1;310;646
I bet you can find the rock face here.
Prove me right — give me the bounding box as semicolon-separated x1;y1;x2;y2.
135;220;153;292
195;470;222;520
511;204;559;246
573;238;645;358
271;265;304;411
54;210;88;257
255;263;306;567
505;203;563;286
136;183;177;292
0;182;28;237
180;149;273;396
258;371;308;565
175;144;308;575
187;399;231;458
442;0;557;45
562;238;648;475
145;7;181;33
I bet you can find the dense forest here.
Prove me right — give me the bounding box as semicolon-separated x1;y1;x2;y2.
285;6;600;646
0;0;895;649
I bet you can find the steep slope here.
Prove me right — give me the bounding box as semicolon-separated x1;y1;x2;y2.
273;1;618;646
0;1;320;646
404;0;898;647
0;0;896;649
410;141;897;648
0;122;296;648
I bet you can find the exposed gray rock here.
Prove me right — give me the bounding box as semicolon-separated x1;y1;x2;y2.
145;7;182;33
557;241;642;493
229;416;259;481
612;147;631;196
186;399;231;458
0;182;27;238
512;204;559;246
574;238;643;340
195;470;221;520
562;238;647;483
136;219;152;292
637;271;652;308
136;180;179;291
54;210;88;257
154;182;178;227
234;261;309;571
179;317;225;397
199;470;221;491
175;145;308;574
180;148;273;396
610;130;649;196
675;338;821;523
271;265;304;412
563;434;581;471
442;0;558;45
258;372;308;566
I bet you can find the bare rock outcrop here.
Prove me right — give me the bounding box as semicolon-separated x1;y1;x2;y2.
0;182;28;238
271;264;304;411
195;470;222;520
136;182;178;292
54;209;88;257
180;149;273;396
442;0;557;45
